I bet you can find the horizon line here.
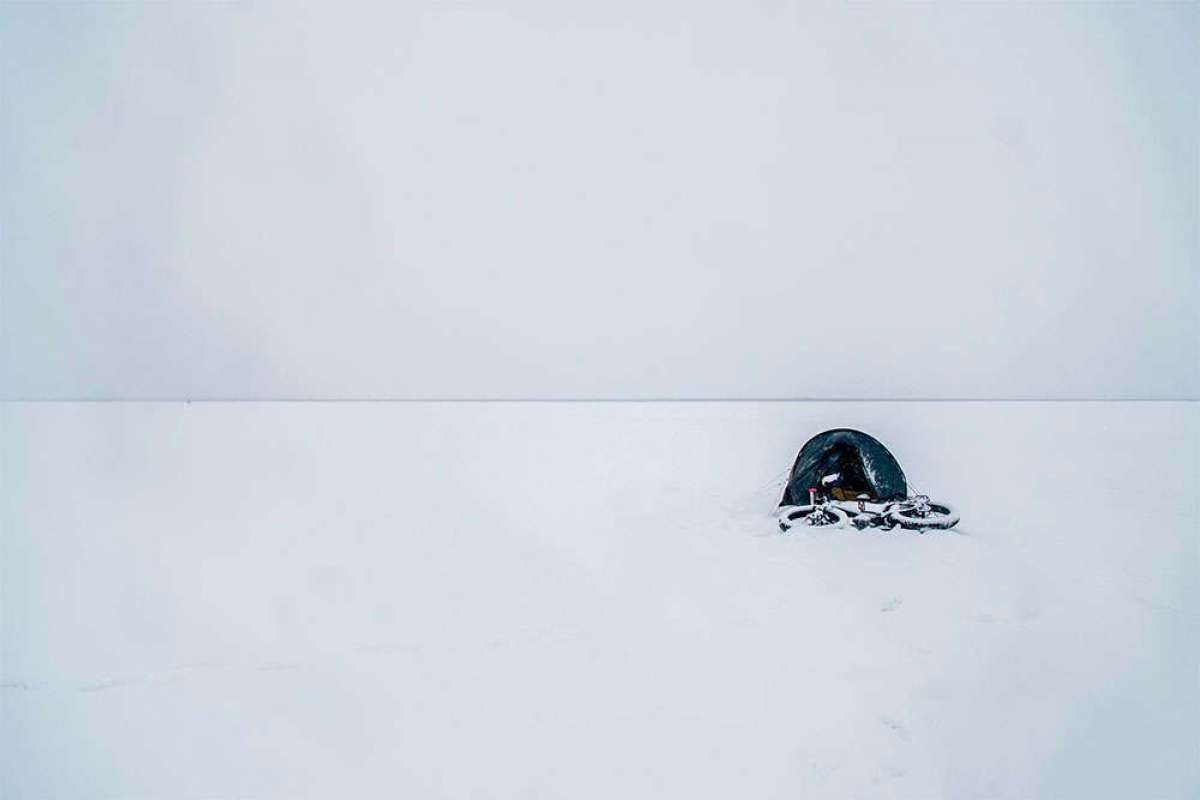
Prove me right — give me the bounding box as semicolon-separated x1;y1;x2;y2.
2;397;1197;404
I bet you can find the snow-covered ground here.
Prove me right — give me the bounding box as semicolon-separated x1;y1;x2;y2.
2;401;1196;798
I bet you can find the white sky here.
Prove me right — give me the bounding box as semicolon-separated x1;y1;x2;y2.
2;1;1197;399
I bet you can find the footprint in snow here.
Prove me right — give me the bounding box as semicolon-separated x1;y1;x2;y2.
879;715;911;741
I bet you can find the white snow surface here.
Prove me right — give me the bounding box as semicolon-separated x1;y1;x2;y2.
2;401;1197;798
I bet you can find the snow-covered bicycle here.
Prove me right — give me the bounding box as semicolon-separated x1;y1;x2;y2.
777;492;959;532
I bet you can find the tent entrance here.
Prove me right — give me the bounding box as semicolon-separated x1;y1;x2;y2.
820;443;875;499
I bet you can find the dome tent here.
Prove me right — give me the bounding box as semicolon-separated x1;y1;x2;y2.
780;429;908;507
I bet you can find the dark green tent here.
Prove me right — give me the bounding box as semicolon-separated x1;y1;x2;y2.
780;429;908;506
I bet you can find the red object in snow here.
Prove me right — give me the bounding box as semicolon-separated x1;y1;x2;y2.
808;488;817;504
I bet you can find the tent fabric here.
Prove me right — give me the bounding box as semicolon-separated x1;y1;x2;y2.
780;429;908;506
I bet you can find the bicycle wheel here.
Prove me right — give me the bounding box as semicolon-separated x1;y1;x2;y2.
778;504;851;531
885;501;959;531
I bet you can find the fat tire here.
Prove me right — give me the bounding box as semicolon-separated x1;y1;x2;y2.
778;504;851;531
886;502;960;531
